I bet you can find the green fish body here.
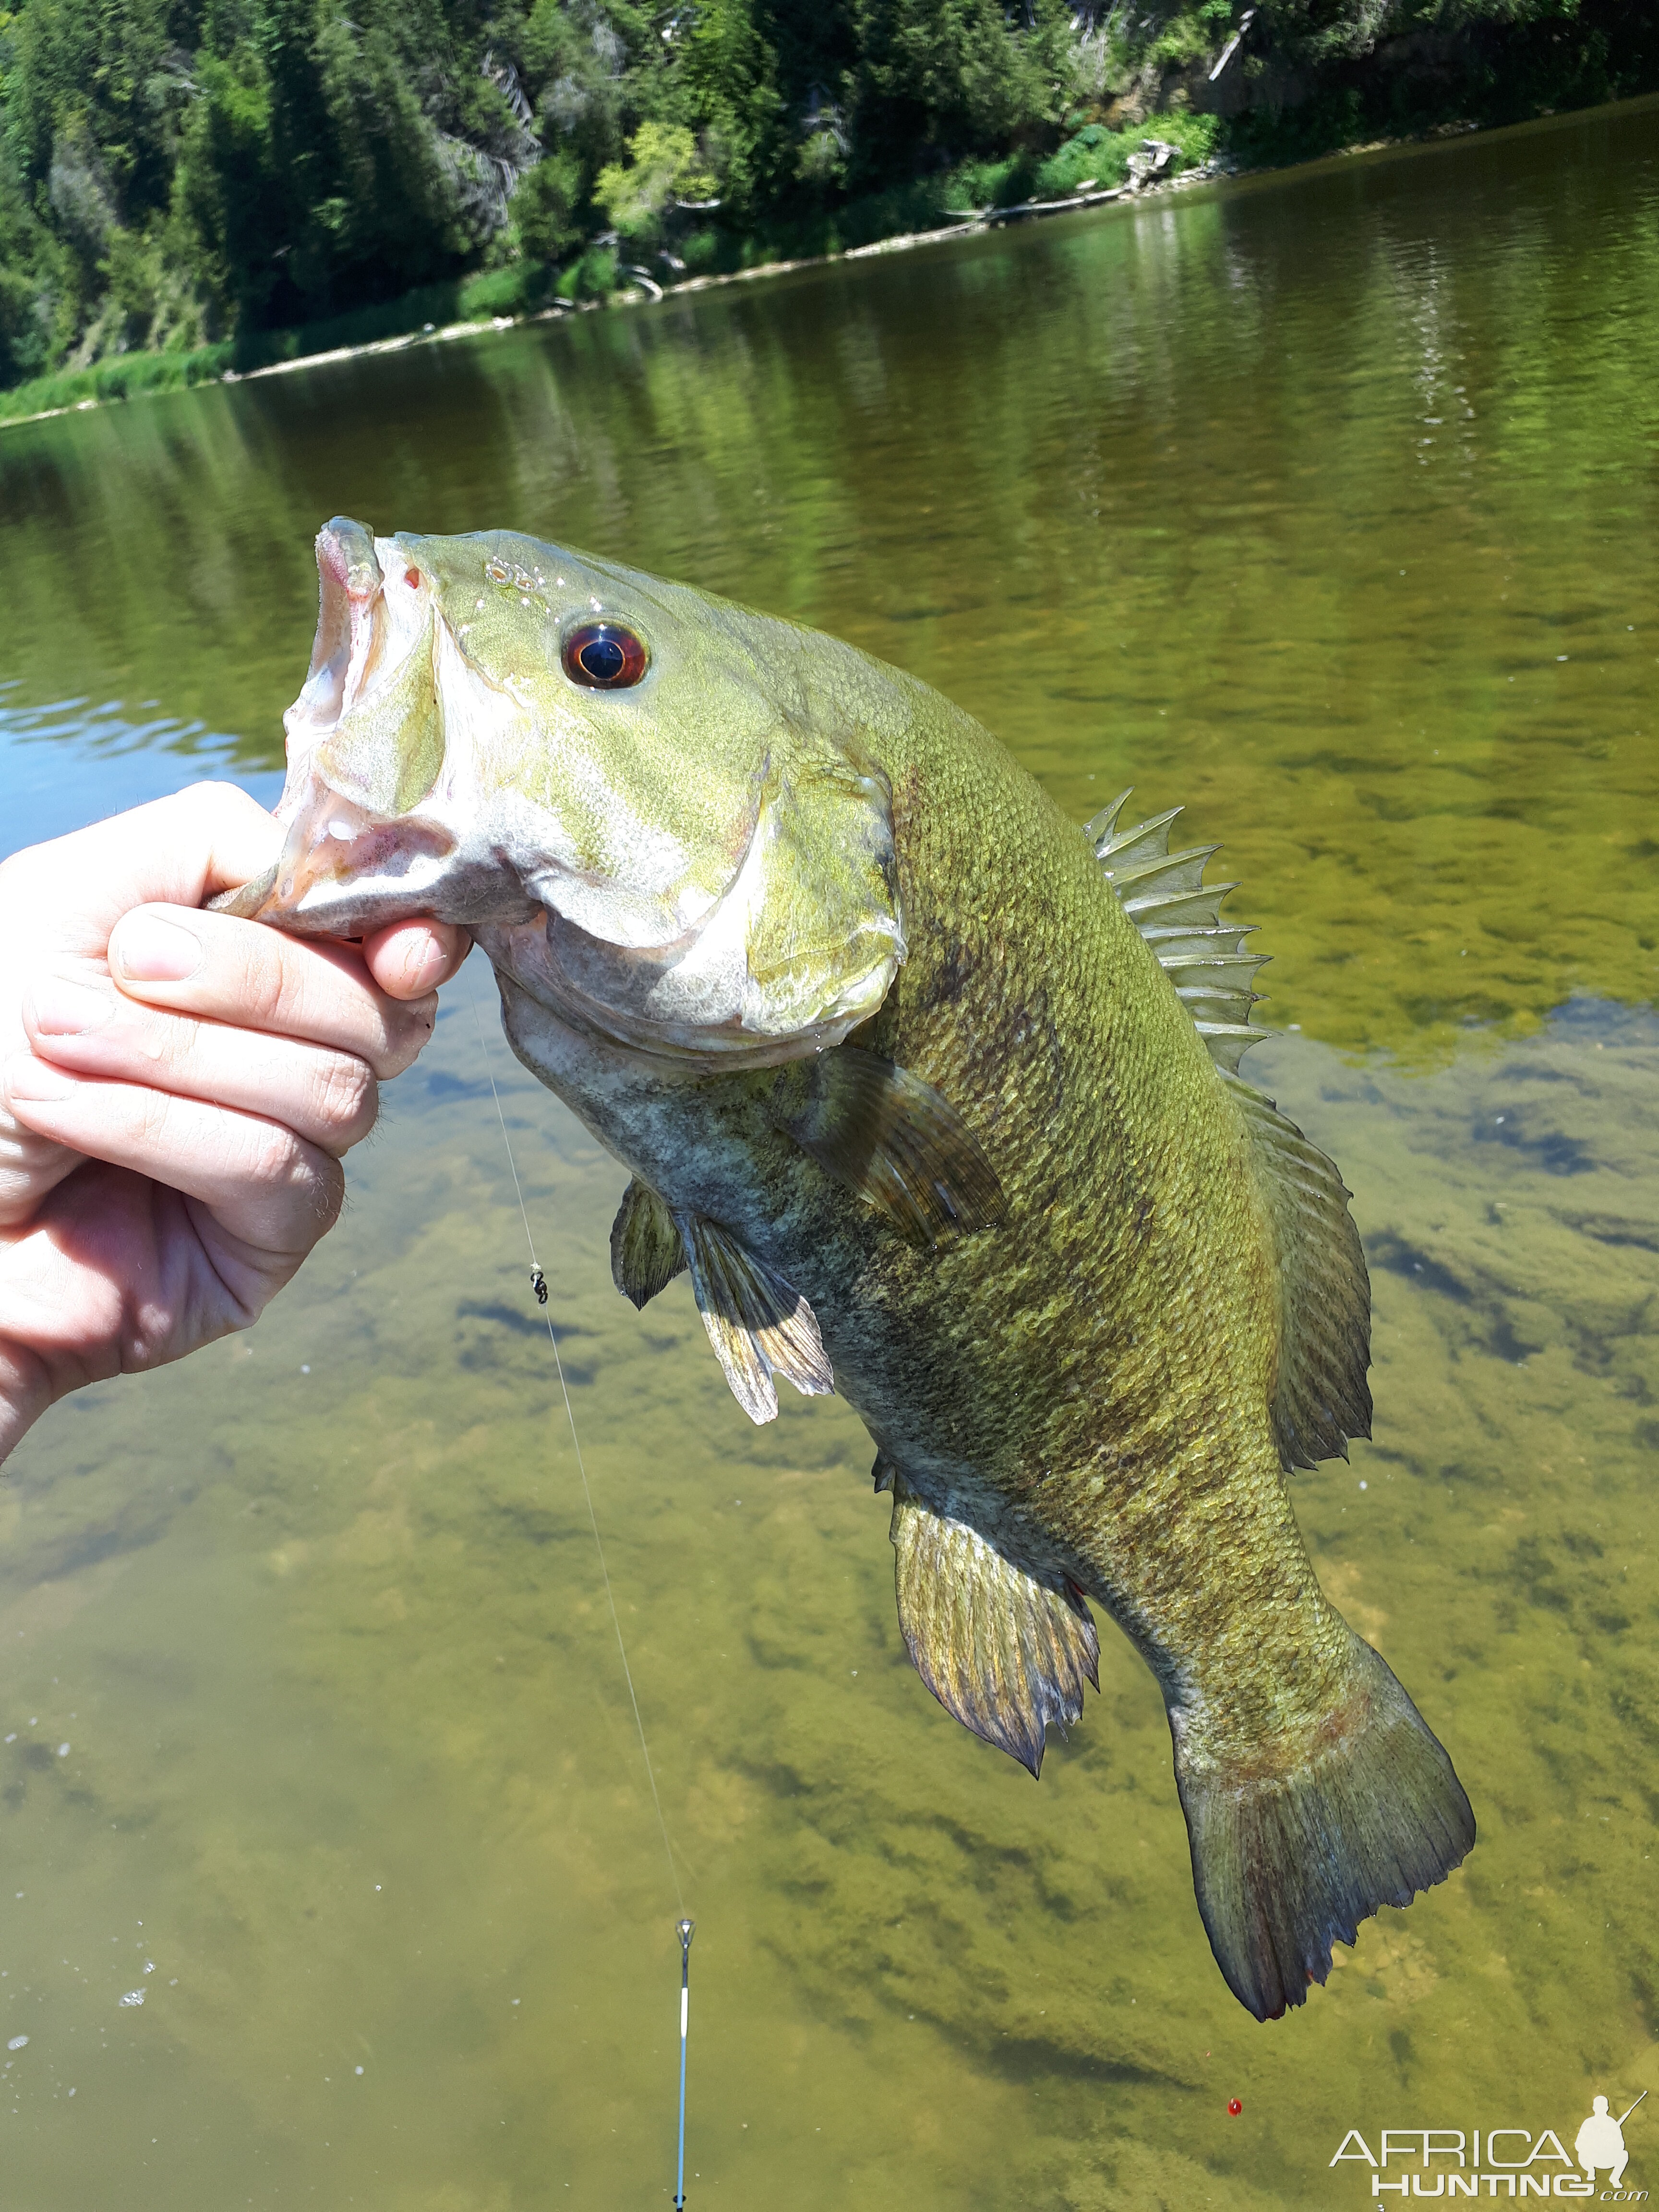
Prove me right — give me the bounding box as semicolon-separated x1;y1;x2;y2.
234;519;1474;2020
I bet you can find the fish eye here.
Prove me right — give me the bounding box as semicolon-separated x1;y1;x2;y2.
563;621;648;690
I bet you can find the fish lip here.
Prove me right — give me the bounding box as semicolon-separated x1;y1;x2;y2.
284;519;386;754
236;779;543;940
236;785;459;936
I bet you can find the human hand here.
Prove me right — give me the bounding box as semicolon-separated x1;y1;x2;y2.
0;782;469;1465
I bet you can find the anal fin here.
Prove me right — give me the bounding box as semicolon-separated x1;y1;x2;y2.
886;1468;1097;1776
610;1178;687;1310
784;1045;1006;1247
679;1214;833;1424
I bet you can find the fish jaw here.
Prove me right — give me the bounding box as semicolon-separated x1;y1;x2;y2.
241;521;906;1062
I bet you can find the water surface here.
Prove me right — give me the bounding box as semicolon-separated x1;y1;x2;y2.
1;95;1657;2210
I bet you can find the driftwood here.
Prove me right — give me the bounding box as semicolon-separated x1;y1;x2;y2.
1208;8;1256;82
986;183;1130;223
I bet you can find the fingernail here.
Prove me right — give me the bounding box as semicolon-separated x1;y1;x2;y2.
113;913;202;984
29;976;116;1038
4;1054;76;1103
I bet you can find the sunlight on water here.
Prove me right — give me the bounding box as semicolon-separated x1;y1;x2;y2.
0;96;1656;2210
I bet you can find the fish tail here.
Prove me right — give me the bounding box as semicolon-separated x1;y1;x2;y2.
1171;1635;1474;2021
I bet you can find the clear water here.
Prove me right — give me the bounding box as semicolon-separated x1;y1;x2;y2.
1;95;1657;2209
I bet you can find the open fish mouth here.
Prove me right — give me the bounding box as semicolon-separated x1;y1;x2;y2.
286;516;420;758
216;521;457;932
218;517;548;938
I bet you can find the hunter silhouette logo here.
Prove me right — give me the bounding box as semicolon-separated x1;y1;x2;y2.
1576;2097;1646;2193
1330;2090;1647;2199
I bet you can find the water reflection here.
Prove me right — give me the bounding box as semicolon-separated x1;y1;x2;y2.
0;688;281;854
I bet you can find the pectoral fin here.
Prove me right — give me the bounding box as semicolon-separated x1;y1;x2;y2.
785;1046;1006;1246
885;1467;1097;1776
679;1214;833;1424
610;1178;687;1310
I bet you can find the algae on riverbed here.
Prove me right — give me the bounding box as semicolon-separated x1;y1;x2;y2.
1;996;1655;2208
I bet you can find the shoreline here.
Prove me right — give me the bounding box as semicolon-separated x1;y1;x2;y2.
1;94;1646;434
0;166;1213;432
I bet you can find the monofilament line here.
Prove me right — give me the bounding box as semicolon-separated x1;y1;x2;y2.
468;980;685;1913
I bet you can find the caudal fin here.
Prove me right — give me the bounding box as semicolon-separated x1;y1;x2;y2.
1173;1638;1475;2021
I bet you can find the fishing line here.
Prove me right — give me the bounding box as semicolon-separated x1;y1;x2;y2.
466;981;685;1913
674;1915;696;2211
467;975;701;2201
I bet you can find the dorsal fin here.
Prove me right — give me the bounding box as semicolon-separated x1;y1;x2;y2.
883;1465;1099;1776
1088;790;1370;1467
1087;787;1268;1073
1226;1074;1373;1470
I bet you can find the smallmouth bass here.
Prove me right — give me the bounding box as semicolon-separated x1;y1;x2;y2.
227;517;1475;2021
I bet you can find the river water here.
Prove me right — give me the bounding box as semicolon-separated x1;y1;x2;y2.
1;94;1656;2211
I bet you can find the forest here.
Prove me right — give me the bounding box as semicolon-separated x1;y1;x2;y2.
0;0;1654;398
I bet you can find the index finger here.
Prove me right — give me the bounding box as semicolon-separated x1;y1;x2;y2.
106;903;438;1079
2;783;279;960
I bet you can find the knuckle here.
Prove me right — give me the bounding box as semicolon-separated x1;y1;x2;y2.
246;1118;307;1191
237;937;300;1032
376;1005;433;1077
250;1125;344;1250
312;1051;377;1141
316;1160;346;1230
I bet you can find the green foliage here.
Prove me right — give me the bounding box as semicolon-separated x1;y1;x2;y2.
0;0;1653;395
510;149;583;263
0;332;231;419
595;121;715;242
0;260;47;380
556;240;616;299
1034;111;1220;198
845;0;1077;180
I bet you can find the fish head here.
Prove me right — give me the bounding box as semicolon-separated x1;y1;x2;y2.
241;518;906;1062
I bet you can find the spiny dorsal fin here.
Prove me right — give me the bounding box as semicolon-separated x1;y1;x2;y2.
883;1465;1098;1776
1226;1074;1372;1470
1088;787;1268;1073
783;1045;1007;1247
610;1178;687;1310
677;1213;833;1424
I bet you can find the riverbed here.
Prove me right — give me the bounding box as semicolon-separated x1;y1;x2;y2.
1;93;1656;2210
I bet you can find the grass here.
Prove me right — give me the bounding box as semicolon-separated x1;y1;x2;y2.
0;263;576;423
0;341;236;423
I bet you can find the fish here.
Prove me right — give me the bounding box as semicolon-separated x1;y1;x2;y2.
224;516;1476;2021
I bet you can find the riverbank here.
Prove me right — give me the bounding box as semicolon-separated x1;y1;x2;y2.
0;144;1225;432
4;0;1654;434
0;110;1518;433
3;86;1654;437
